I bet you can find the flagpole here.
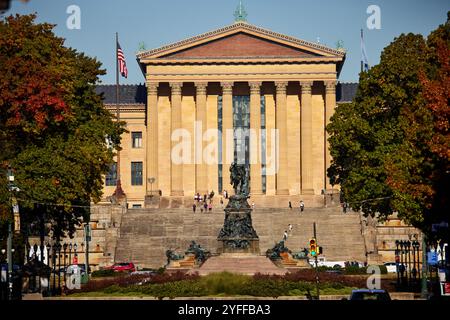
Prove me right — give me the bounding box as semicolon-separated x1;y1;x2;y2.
360;29;363;73
114;32;125;199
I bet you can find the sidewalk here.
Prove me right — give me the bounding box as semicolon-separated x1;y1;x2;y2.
35;292;415;300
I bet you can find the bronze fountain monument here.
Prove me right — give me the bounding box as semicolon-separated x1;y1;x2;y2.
217;163;260;254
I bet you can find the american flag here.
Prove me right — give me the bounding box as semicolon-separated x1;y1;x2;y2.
117;42;128;78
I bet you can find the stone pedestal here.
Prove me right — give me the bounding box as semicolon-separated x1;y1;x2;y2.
144;194;160;208
217;194;260;254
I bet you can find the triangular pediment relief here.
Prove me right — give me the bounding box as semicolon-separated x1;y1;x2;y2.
160;32;319;59
137;22;345;61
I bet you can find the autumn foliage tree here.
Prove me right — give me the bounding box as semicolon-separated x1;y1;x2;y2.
0;14;125;240
328;13;449;238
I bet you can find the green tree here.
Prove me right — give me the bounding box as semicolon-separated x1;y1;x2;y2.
328;14;449;237
0;14;125;240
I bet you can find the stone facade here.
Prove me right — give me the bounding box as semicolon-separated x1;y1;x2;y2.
96;22;349;208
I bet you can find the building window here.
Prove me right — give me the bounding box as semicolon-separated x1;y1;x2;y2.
233;95;250;172
131;162;143;185
132;132;142;148
105;162;117;186
131;204;142;209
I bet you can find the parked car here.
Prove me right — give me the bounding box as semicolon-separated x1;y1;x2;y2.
1;264;21;281
348;289;391;301
308;257;347;268
384;262;397;273
104;262;136;272
60;264;91;275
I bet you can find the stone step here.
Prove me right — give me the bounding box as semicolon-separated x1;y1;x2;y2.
114;206;367;268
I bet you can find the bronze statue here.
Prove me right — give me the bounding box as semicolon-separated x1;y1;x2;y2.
165;249;184;266
230;162;249;195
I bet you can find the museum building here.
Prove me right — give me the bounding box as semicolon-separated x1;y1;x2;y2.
96;21;358;208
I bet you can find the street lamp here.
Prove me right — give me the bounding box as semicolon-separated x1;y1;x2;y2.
68;243;72;265
148;177;156;197
321;189;327;207
406;240;412;284
74;243;78;264
62;243;68;283
412;240;420;282
46;243;51;266
6;167;14;300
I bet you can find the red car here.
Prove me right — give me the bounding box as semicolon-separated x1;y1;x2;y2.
105;262;136;272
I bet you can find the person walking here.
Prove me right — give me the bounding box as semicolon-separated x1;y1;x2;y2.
300;200;305;212
251;202;255;209
208;203;212;212
192;203;197;213
203;202;208;212
288;224;293;233
220;198;224;208
283;230;288;241
289;201;292;210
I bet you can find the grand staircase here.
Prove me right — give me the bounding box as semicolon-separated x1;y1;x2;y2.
114;205;367;269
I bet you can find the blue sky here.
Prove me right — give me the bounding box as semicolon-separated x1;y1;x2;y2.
4;0;449;84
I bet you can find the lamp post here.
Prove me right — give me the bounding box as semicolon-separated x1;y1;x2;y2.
148;177;156;196
74;243;78;264
412;239;419;281
46;242;51;293
321;189;327;208
68;243;72;265
395;240;400;287
6;167;14;300
406;240;412;285
421;234;428;299
63;243;67;283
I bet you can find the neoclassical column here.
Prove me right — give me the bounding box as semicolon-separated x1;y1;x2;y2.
170;82;184;196
249;81;262;195
146;82;159;195
325;81;336;191
300;81;314;194
195;82;208;194
275;81;289;195
221;82;234;193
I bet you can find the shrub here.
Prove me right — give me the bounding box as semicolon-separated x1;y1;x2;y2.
344;266;367;275
378;265;388;274
91;269;122;278
69;271;362;298
157;267;166;275
199;272;250;296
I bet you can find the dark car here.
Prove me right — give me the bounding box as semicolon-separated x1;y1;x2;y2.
349;289;391;301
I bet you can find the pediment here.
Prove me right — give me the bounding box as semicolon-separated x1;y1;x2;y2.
161;32;319;59
137;22;345;61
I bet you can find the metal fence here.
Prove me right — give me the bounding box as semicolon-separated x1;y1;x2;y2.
1;240;85;300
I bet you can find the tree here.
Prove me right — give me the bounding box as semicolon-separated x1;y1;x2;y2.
328;14;449;238
0;14;125;240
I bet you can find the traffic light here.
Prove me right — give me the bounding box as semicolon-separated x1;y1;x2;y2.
309;238;317;256
318;246;323;255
